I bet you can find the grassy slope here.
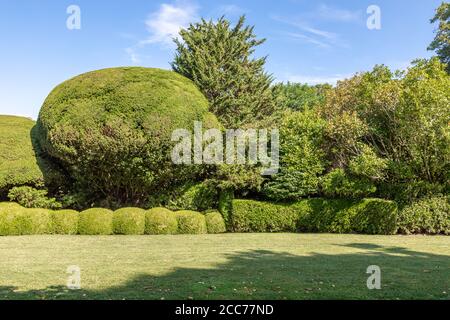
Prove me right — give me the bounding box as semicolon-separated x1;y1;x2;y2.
0;234;448;300
0;115;43;193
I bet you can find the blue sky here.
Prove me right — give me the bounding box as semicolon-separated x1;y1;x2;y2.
0;0;443;119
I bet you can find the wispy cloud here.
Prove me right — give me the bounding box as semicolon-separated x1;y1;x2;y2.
125;48;141;64
316;4;362;22
273;15;340;48
215;4;246;16
281;73;352;85
140;1;199;46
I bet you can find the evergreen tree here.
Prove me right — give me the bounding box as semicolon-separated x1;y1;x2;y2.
172;16;276;128
429;2;450;72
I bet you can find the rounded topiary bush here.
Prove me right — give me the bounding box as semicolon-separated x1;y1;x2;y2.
205;211;226;234
78;208;113;235
0;208;52;235
50;210;79;235
176;210;207;234
113;208;146;235
145;208;178;235
36;67;219;204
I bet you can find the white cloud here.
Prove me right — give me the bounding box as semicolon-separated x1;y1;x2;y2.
125;48;141;64
316;4;362;22
281;73;352;85
140;1;199;47
216;4;246;16
286;32;330;48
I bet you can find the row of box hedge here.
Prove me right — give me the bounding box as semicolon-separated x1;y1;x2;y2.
229;198;399;235
0;203;226;235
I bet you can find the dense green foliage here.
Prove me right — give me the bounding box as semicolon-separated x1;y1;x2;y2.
232;198;398;235
172;16;276;127
167;182;218;211
273;83;331;112
36;67;218;207
264;109;327;200
0;206;51;236
78;208;113;235
176;210;207;234
113;208;145;235
397;196;450;235
0;116;62;198
8;186;62;209
232;200;298;232
145;208;178;235
218;189;234;228
429;2;450;72
205;211;227;234
50;210;79;235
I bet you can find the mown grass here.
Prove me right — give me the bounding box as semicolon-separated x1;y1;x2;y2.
0;234;448;300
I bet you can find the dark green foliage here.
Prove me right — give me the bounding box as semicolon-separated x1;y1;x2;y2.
145;208;178;235
429;2;450;72
172;16;276;127
50;210;79;235
113;208;146;235
232;198;398;235
218;189;234;228
321;169;377;199
205;211;227;234
264;110;327;201
273;82;331;112
176;210;207;234
36;67;219;206
397;196;450;235
232;200;298;233
0;207;51;235
8;186;62;209
167;182;218;211
78;208;113;235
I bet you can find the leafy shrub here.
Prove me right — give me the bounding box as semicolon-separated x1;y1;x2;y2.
321;169;376;199
36;67;219;205
232;200;298;232
0;116;64;198
176;211;207;234
218;189;234;228
145;208;178;235
168;182;218;211
50;210;79;235
8;186;62;209
232;198;398;235
78;208;113;235
113;208;145;235
0;207;51;235
397;196;450;235
264;110;327;201
205;211;226;234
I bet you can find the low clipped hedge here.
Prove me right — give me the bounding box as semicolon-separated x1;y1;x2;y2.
0;206;51;235
78;208;113;235
205;211;226;234
113;208;146;235
50;210;79;234
176;210;207;234
397;196;449;235
232;198;398;235
146;208;178;235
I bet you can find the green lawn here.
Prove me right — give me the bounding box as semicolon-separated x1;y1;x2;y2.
0;234;448;300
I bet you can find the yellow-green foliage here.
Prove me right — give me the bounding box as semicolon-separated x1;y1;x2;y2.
78;208;113;235
113;208;146;235
50;210;79;235
0;116;44;194
37;67;220;204
0;206;51;235
145;208;178;235
205;211;226;234
176;210;207;234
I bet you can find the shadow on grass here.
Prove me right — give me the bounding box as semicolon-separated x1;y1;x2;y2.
1;243;449;300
